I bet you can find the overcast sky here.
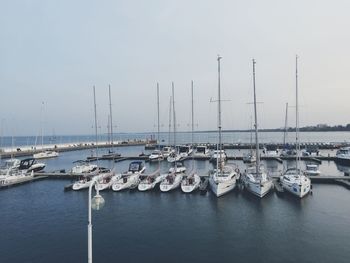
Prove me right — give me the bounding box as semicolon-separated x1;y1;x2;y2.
1;0;350;136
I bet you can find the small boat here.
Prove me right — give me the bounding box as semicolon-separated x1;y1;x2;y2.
112;161;146;191
181;171;200;193
304;164;321;176
94;170;116;191
18;158;46;173
210;150;227;163
178;145;193;159
194;145;210;158
167;151;181;163
160;169;183;192
71;161;98;174
33;150;59;159
242;165;273;198
148;150;164;162
162;146;173;158
336;147;350;164
138;169;164;191
280;168;311;198
72;176;93;190
199;177;209;193
100;152;121;160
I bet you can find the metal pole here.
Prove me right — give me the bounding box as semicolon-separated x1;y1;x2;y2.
191;81;194;146
157;83;160;149
172;82;177;169
93;86;99;166
109;85;114;145
168;96;172;146
252;59;260;177
295;55;300;172
88;180;94;263
217;55;222;172
283;102;288;146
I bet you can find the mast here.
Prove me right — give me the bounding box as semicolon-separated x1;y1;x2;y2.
172;82;177;169
168;96;172;146
283;102;288;146
40;102;44;150
295;55;300;172
252;59;260;177
191;81;194;146
108;85;114;146
93;86;99;163
157;83;160;149
217;55;222;173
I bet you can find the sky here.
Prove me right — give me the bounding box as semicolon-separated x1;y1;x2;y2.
1;0;350;136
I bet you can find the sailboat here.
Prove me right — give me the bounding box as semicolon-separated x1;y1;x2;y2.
280;56;311;198
160;83;185;192
243;116;256;163
181;81;200;193
112;161;146;191
101;85;121;160
33;102;59;159
208;56;239;197
242;59;273;198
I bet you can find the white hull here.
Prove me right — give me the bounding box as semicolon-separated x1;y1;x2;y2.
71;164;97;174
112;173;140;191
33;151;59;159
181;174;200;193
72;180;91;190
167;155;181;163
281;176;311;198
138;174;165;191
209;176;236;197
160;174;183;192
243;178;273;198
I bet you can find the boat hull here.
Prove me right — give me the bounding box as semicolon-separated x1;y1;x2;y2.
209;176;236;197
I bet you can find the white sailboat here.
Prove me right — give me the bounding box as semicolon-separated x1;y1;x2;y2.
242;59;273;198
33;102;59;159
71;161;98;174
280;56;311;198
208;56;239;197
112;161;145;191
138;168;164;191
160;82;184;192
181;81;200;193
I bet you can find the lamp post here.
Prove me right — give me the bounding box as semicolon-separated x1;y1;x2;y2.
88;177;105;263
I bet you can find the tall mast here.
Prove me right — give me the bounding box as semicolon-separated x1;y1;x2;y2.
217;55;222;172
252;59;260;176
168;96;172;146
41;102;44;150
157;83;160;149
108;85;114;146
295;55;300;172
93;86;99;162
172;82;177;168
283;102;288;146
191;80;194;146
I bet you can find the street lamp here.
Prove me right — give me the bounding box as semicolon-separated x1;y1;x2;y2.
88;177;105;263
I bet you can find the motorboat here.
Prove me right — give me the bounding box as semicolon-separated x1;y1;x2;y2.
181;171;200;193
178;145;193;158
336;147;350;164
112;161;146;191
304;164;321;176
242;165;273;198
242;152;256;163
138;169;164;191
280;168;311;198
263;144;279;157
71;161;98;174
33;150;59;159
167;151;181;163
194;145;210;158
162;146;173;158
72;175;93;190
168;162;187;174
18;158;46;173
210;150;227;163
148;150;164;162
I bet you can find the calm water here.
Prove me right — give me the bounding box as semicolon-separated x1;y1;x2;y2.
1;147;350;263
1;131;350;149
